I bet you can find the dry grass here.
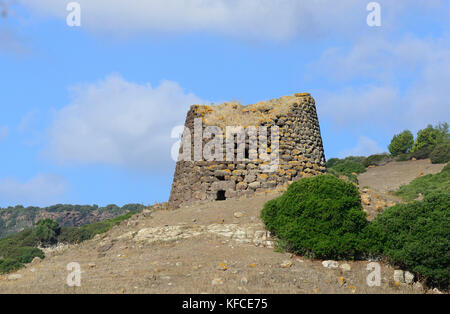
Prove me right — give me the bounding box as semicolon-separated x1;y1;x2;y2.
194;93;311;129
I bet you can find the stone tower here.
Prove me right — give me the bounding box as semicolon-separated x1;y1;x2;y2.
169;93;326;208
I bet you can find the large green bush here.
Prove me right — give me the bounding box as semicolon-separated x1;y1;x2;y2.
430;141;450;164
371;194;450;288
261;175;375;260
388;130;414;156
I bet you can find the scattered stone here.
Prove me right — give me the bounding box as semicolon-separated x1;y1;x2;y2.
361;194;371;206
88;263;96;268
322;260;339;269
432;288;443;294
413;282;424;292
212;278;223;286
233;212;244;218
240;277;248;285
31;256;41;264
404;271;414;284
7;274;22;281
248;182;261;190
280;261;292;268
339;263;351;272
97;242;113;253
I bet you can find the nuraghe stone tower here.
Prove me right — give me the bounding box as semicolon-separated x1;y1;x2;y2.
169;93;326;208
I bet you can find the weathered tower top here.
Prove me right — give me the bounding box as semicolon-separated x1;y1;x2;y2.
169;93;326;208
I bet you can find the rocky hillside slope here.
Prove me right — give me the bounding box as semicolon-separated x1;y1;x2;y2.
0;204;144;238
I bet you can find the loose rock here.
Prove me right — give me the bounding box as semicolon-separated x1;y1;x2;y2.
322;260;339;269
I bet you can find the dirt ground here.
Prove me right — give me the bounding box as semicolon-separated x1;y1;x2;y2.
0;160;446;294
358;159;445;194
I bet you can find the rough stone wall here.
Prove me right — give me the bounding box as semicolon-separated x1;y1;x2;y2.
169;93;326;208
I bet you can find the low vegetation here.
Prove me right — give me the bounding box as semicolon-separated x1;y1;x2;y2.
326;156;367;183
396;163;450;201
327;122;448;183
262;174;450;289
326;154;391;183
0;210;140;275
390;122;450;163
0;203;144;238
261;175;379;260
371;194;450;288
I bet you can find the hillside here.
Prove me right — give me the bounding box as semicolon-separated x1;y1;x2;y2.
0;204;144;239
0;159;446;294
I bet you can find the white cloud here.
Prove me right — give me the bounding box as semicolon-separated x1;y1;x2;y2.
339;136;385;158
0;125;9;141
315;35;450;133
0;174;67;207
47;74;204;171
318;85;399;130
18;0;446;41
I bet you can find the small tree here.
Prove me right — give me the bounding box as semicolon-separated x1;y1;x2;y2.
388;130;414;156
412;123;449;153
34;219;60;246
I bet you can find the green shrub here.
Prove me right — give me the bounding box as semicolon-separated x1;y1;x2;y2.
0;259;24;274
331;159;365;175
388;130;414;156
371;194;450;288
430;142;450;164
34;219;60;246
396;153;412;162
326;158;341;169
261;175;375;260
0;228;45;274
363;153;391;167
58;211;136;244
396;163;450;201
326;157;367;184
411;146;433;160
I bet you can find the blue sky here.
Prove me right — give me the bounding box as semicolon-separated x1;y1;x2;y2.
0;0;449;207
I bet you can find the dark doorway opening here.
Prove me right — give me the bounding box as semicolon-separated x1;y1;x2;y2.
216;190;226;201
245;148;249;159
217;176;225;181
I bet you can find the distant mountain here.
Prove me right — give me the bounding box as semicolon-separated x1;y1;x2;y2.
0;203;145;238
